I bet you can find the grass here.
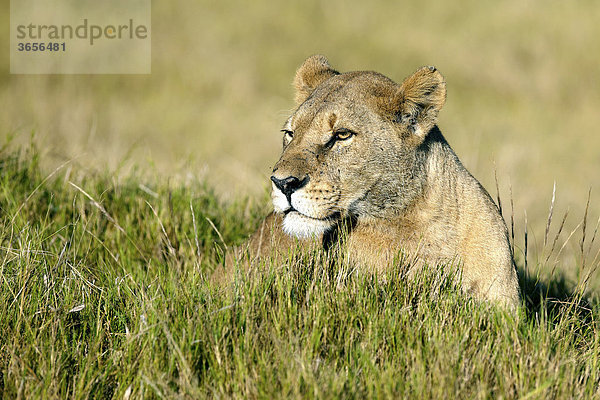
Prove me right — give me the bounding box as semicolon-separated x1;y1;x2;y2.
1;143;599;399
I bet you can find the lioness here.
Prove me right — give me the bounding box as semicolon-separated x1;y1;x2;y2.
245;55;520;308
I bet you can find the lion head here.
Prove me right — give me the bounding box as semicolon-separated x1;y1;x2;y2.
271;55;447;238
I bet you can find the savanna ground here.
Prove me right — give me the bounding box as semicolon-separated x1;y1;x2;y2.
1;1;600;398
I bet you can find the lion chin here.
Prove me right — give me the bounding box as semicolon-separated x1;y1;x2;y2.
281;211;335;239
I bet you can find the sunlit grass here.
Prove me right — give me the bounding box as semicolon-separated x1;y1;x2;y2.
1;144;599;398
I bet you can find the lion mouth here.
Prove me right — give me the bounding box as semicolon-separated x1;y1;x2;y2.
283;207;339;222
281;209;339;238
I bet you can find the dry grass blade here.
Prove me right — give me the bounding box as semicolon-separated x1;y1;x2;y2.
190;199;202;261
206;217;227;251
69;181;147;261
139;184;159;198
11;159;72;224
544;182;556;247
545;209;569;266
494;163;502;218
580;263;599;296
580;188;591;269
69;181;126;235
585;216;600;260
551;221;583;279
83;226;120;264
145;201;176;257
69;263;103;291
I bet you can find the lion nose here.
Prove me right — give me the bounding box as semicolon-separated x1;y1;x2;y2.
270;175;309;198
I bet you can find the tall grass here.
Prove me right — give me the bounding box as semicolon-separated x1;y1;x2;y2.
1;143;599;399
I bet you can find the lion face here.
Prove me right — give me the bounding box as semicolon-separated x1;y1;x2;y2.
271;56;446;238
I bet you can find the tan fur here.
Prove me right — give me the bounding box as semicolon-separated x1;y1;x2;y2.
244;55;520;308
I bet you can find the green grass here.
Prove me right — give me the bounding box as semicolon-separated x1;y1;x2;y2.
1;144;599;399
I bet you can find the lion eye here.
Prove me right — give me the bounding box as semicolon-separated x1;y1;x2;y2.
281;129;294;140
334;129;354;140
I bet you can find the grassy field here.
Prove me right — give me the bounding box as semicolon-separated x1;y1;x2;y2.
2;0;600;398
1;143;599;399
2;1;599;265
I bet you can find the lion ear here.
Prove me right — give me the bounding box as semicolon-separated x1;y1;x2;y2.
394;66;446;137
293;55;339;105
